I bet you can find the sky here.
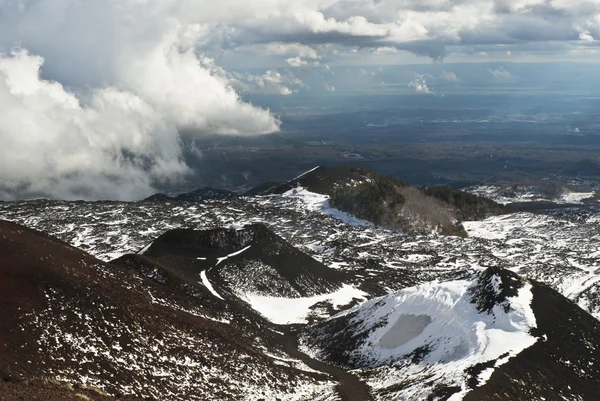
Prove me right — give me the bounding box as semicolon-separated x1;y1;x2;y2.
0;0;599;200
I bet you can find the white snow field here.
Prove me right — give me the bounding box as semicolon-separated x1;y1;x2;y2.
244;284;367;325
304;276;538;400
281;186;373;227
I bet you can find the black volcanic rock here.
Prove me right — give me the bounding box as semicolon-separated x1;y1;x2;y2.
141;187;236;202
468;266;523;314
174;187;237;201
142;193;172;202
0;379;143;401
244;181;281;196
465;280;600;401
125;223;346;298
423;186;511;221
265;166;381;196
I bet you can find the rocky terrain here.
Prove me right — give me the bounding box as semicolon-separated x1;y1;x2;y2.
1;166;600;400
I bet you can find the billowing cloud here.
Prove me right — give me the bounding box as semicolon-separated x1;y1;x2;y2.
263;43;320;59
0;0;280;200
579;31;595;42
409;75;433;94
286;57;322;67
0;49;188;201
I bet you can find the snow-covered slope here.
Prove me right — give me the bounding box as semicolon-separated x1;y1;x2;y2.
3;167;600;400
463;211;600;320
301;268;539;400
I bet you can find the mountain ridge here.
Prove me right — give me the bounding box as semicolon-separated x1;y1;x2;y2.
2;164;600;400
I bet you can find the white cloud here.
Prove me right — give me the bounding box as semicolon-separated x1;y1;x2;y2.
118;28;279;136
231;70;303;95
0;0;281;200
579;31;595;42
0;49;188;201
373;46;398;54
488;66;514;79
286;57;309;67
263;43;320;59
409;75;433;94
439;71;459;82
285;56;322;67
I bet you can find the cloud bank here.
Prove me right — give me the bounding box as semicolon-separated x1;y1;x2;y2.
0;1;280;200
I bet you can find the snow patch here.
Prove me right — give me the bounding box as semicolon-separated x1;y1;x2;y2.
467;185;595;205
561;191;595;204
200;270;224;300
281;186;372;227
138;242;152;255
216;245;252;265
244;285;367;325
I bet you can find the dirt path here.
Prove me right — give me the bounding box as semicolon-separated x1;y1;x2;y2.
275;330;374;401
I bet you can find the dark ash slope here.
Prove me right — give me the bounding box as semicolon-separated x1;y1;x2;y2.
0;220;333;400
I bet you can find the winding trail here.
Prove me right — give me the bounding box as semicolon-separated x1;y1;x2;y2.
274;329;374;401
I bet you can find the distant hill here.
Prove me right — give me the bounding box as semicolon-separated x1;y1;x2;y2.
142;187;237;202
116;223;346;299
263;166;510;235
244;181;280;196
264;166;383;196
423;186;513;220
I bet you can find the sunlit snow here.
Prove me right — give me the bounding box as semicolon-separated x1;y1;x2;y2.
244;285;367;325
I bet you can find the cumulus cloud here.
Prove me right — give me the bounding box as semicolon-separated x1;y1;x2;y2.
231;70;303;95
286;57;322;67
488;66;514;79
409;75;433;94
263;43;320;59
0;0;280;200
579;31;595;42
0;48;188;201
286;57;310;67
